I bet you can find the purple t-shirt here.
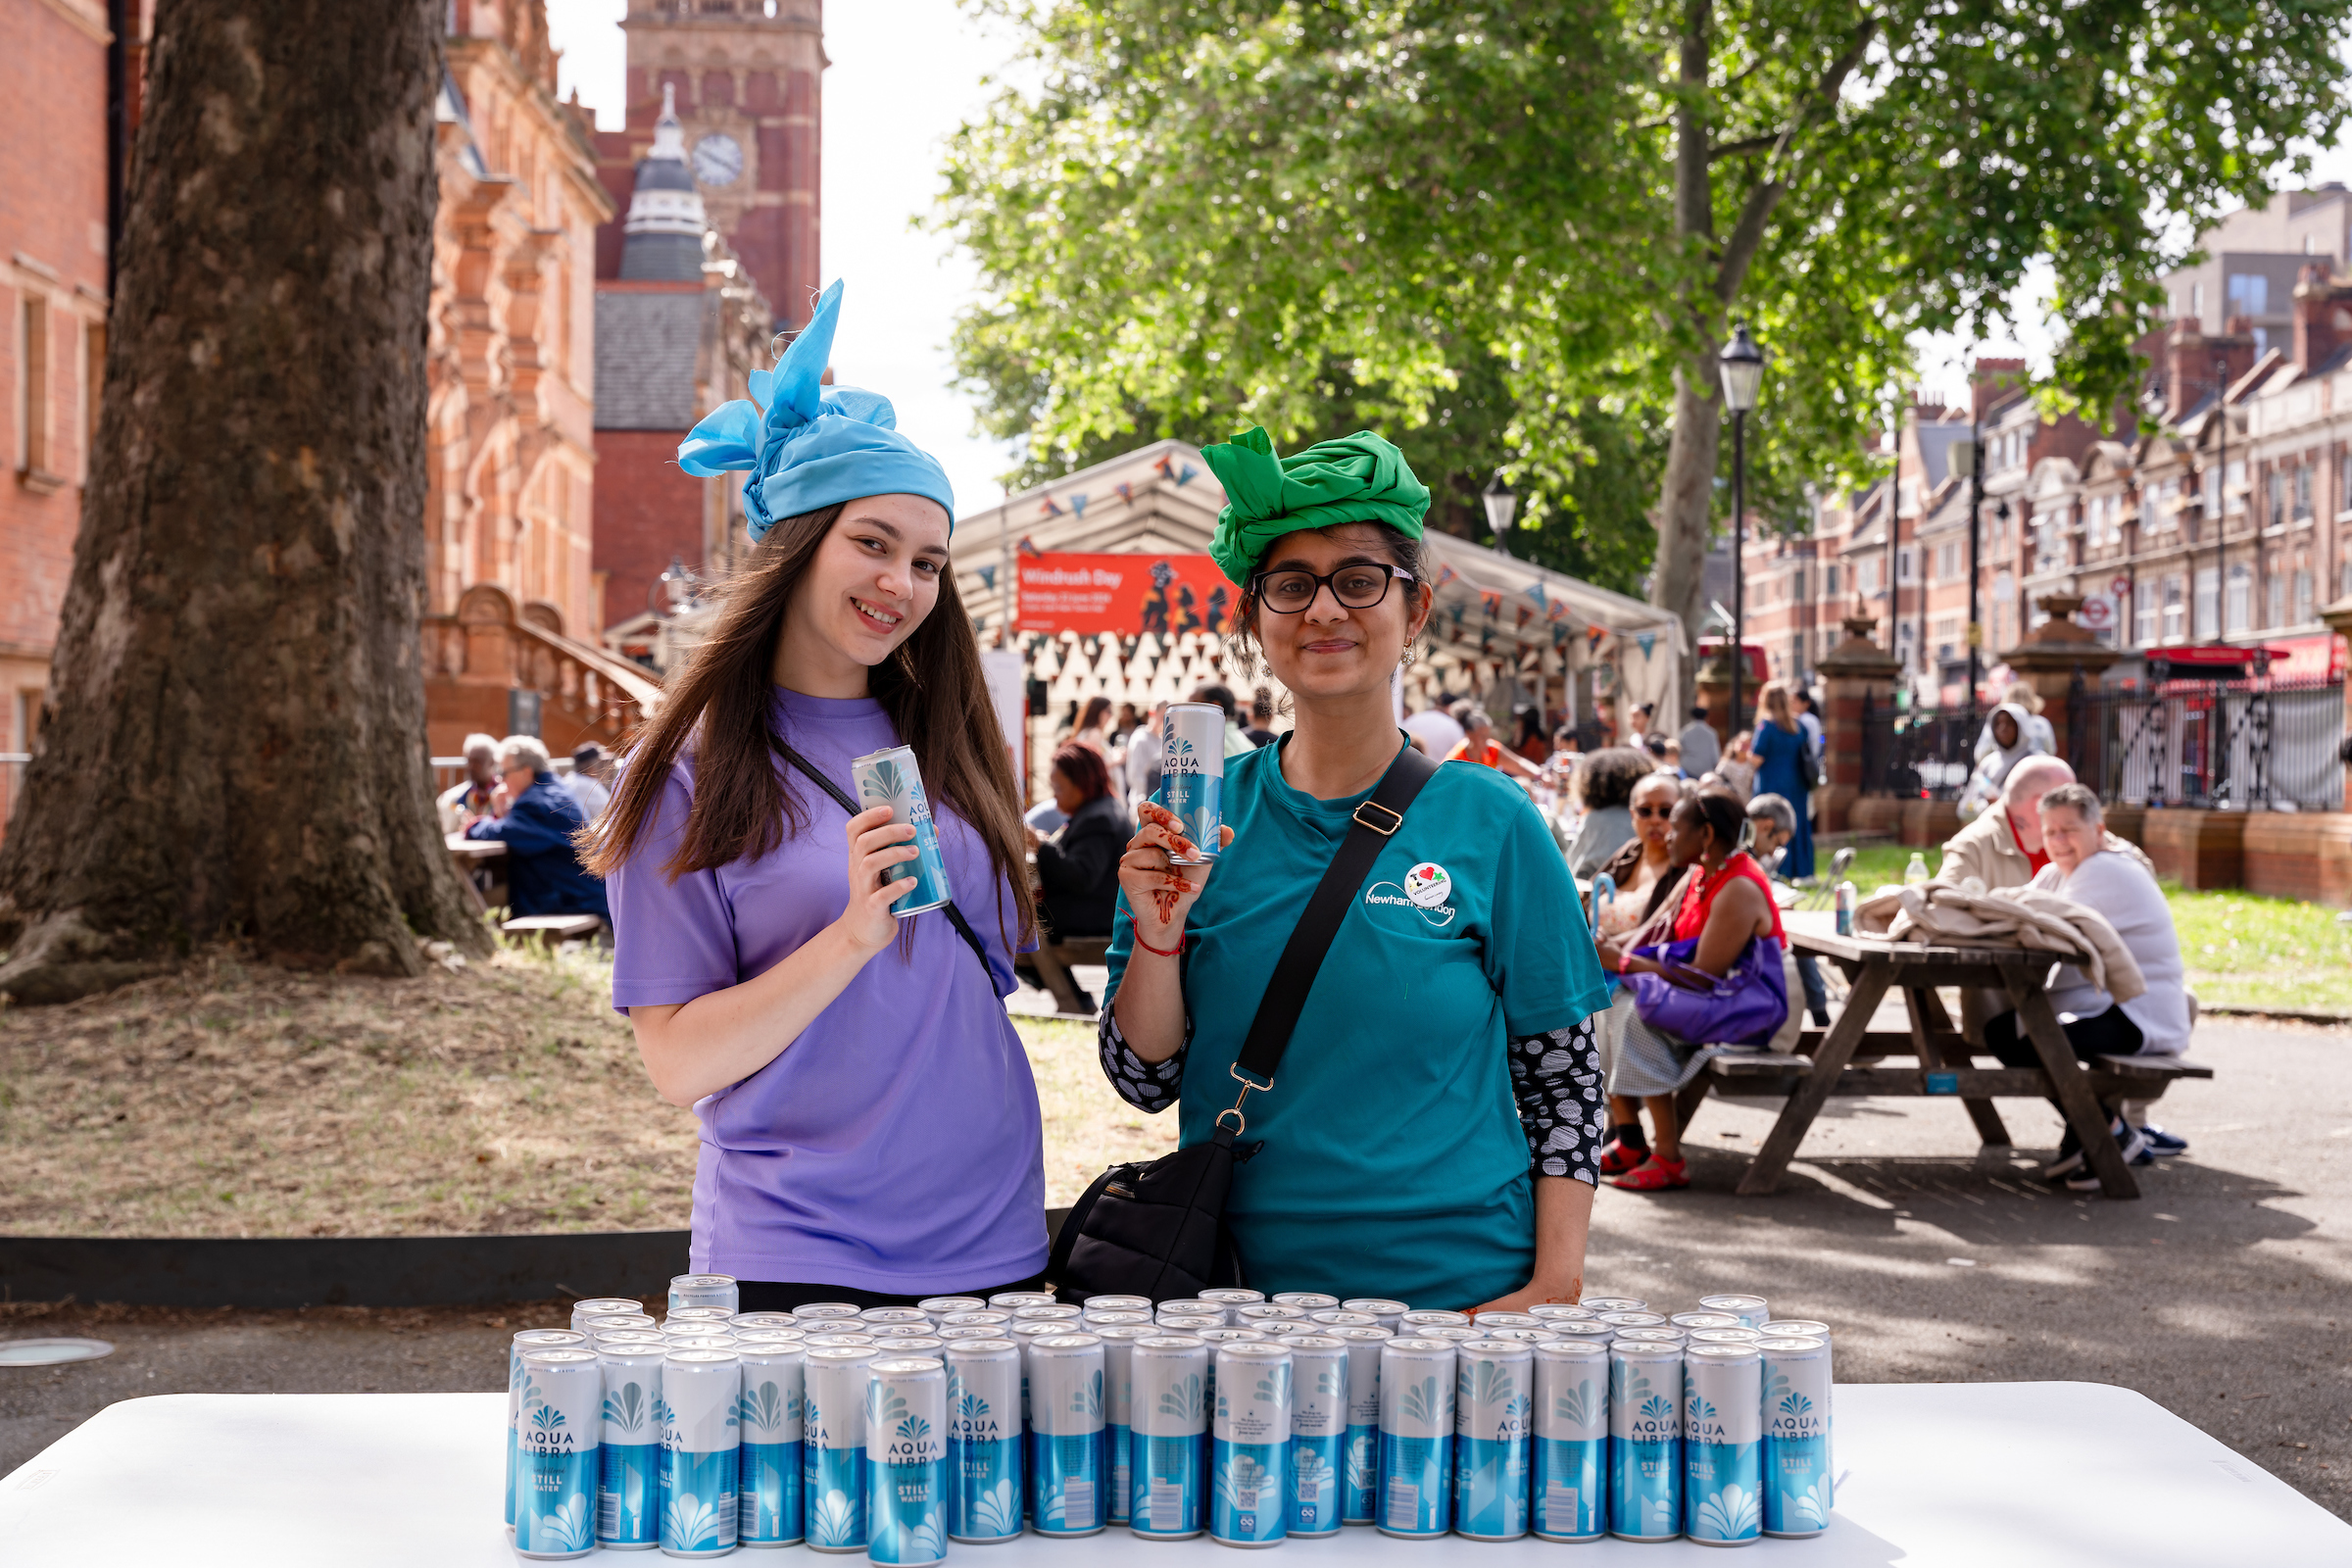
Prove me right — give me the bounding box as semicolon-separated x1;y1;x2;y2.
608;688;1048;1293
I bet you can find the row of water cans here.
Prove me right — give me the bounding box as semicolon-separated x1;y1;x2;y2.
506;1274;1833;1559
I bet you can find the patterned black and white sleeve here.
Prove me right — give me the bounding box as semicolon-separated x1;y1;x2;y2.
1098;1004;1186;1113
1508;1013;1606;1186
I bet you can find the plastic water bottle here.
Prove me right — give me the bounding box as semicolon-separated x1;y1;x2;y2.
1833;879;1857;936
1903;853;1930;888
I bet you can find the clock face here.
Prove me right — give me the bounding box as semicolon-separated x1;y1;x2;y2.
691;133;744;188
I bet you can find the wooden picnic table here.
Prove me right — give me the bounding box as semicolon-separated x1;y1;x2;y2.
443;831;505;860
1681;908;2209;1200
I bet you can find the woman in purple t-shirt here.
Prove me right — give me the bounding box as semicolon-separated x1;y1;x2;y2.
583;281;1048;1310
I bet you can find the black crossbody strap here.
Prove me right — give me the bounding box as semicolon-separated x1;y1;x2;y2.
769;734;996;982
1231;740;1441;1093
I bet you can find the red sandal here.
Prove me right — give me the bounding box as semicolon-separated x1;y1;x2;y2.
1609;1156;1689;1192
1597;1138;1648;1177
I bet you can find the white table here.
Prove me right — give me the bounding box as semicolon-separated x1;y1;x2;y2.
3;1384;2343;1564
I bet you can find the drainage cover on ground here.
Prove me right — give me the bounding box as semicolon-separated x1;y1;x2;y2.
0;1338;115;1367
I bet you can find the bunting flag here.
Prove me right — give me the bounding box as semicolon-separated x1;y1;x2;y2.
1479;589;1503;618
1586;624;1607;656
1435;562;1461;588
1547;600;1569;622
1113;481;1134;507
1039;495;1065;518
976;564;997;591
1016;536;1044;560
1552;624;1570;650
1479;627;1494;654
1069;493;1090;517
1636;631;1658;660
1515;605;1534;632
1152;453;1201;487
1523;583;1547;606
1449;603;1467;633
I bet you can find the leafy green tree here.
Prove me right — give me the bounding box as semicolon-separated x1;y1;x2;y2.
940;0;2352;666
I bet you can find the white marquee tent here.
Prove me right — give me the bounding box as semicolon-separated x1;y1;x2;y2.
956;442;1683;785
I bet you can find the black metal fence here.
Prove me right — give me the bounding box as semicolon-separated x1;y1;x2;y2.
1858;693;1981;800
2070;672;2346;810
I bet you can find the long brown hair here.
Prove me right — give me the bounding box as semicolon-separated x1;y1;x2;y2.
583;503;1036;944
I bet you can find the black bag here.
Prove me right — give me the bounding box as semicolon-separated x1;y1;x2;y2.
771;736;997;983
1796;730;1822;792
1046;743;1441;1302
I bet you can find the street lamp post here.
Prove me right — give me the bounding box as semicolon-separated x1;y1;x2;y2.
2209;354;2229;643
1482;470;1518;540
1954;401;1984;731
1719;324;1765;736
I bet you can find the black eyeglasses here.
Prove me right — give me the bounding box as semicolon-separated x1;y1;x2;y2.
1250;563;1416;613
1633;805;1674;819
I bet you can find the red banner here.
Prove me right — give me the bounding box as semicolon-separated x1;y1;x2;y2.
1016;552;1236;636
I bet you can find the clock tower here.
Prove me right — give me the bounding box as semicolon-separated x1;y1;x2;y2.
593;0;822;327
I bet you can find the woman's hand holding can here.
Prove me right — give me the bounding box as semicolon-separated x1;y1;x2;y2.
838;805;920;955
1119;802;1233;951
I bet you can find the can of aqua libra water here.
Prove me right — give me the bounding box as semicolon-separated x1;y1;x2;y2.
1527;1303;1597;1323
1598;1310;1666;1331
668;1276;740;1315
1091;1325;1153;1524
943;1339;1023;1544
1307;1310;1379;1333
938;1310;1012;1332
598;1331;672;1351
1159;702;1227;864
1759;1337;1834;1539
659;1349;742;1559
1377;1338;1454;1539
1417;1326;1484;1345
1609;1341;1684;1542
580;1307;657;1332
667;1306;735;1331
1200;1287;1265;1309
1546;1320;1618;1348
1012;1303;1084;1324
1699;1295;1773;1331
1233;1303;1309;1332
573;1297;647;1326
1452;1340;1532;1541
1277;1335;1348;1537
1271;1292;1340;1312
1341;1298;1409;1334
852;744;955;915
1210;1342;1292;1547
1082;1294;1154;1317
1685;1345;1764;1546
1081;1311;1152;1332
1671;1312;1745;1334
736;1342;806;1547
509;1330;588;1531
514;1348;603;1559
596;1345;667;1550
860;1307;931;1331
804;1346;878;1553
916;1298;984;1323
805;1334;878;1350
1157;1298;1228;1326
864;1357;948;1566
1029;1333;1108;1536
1156;1314;1222;1336
1759;1319;1831;1344
1130;1335;1210;1539
1322;1327;1386;1526
1581;1296;1647;1313
733;1313;800;1332
1690;1329;1764;1348
934;1327;1004;1344
1616;1328;1689;1348
987;1291;1059;1311
1479;1328;1559;1347
799;1302;867;1323
1466;1311;1543;1332
1533;1339;1608;1543
1399;1309;1470;1334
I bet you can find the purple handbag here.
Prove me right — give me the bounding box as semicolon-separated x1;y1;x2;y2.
1629;936;1788;1047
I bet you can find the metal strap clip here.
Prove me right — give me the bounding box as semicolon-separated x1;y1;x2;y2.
1217;1063;1273;1135
1351;800;1403;836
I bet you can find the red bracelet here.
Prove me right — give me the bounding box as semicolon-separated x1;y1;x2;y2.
1134;930;1185;958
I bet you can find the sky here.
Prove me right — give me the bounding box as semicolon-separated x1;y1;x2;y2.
548;0;1025;514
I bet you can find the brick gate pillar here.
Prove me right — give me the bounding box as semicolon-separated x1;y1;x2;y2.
1814;613;1902;834
1995;593;2120;766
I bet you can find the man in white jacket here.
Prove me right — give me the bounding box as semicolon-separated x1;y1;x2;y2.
1987;784;2192;1188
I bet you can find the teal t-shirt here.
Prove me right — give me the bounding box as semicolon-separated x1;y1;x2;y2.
1104;736;1611;1307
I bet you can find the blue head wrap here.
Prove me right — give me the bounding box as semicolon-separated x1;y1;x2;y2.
675;279;956;540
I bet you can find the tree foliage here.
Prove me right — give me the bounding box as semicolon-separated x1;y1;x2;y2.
939;0;2352;618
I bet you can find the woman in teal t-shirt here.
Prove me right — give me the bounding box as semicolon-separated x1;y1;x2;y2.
1098;427;1613;1310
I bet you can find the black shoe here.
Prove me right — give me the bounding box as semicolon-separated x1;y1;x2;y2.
2057;1119;2149;1189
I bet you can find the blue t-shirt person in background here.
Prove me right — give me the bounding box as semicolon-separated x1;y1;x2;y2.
464;735;610;919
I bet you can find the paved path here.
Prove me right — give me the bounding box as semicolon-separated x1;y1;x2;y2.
3;1020;2346;1522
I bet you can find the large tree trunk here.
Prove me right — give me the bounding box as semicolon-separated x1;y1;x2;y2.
1647;0;1724;708
0;0;491;1004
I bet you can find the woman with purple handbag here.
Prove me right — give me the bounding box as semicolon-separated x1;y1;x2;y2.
1593;789;1788;1191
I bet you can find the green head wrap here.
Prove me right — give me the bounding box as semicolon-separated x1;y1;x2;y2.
1200;426;1431;587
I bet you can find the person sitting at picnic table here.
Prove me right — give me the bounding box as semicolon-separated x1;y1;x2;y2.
464;735;610;920
562;742;613;822
1596;787;1788;1191
1936;754;2153;888
1592;771;1695;1175
1564;745;1652;877
437;732;500;833
1031;741;1133;941
1745;792;1831;1029
1988;784;2191;1189
1447;707;1544;780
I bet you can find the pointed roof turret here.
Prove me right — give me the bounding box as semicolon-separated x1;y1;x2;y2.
619;84;708;283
